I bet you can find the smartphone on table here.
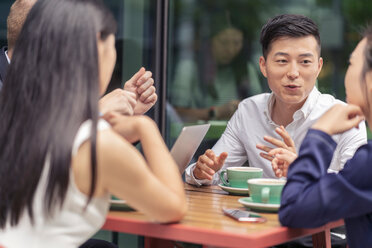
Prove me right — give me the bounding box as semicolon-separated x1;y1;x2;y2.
223;208;266;223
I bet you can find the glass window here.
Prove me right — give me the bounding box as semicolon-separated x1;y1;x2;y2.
0;2;13;47
0;0;157;246
105;0;157;121
166;0;372;165
0;0;157;117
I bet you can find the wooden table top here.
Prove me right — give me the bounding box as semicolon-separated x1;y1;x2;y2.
103;183;343;248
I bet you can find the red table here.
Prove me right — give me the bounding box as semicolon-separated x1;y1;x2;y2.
103;184;343;248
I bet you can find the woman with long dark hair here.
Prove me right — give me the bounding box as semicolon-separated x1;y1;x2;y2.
0;0;186;247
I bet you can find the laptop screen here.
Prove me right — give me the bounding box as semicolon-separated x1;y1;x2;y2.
170;124;210;173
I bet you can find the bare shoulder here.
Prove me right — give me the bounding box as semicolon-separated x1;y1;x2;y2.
71;128;141;196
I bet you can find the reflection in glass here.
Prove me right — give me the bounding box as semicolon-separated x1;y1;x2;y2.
165;0;372;167
166;0;265;158
169;5;263;123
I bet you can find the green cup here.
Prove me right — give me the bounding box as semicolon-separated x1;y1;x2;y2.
247;178;286;204
219;167;263;188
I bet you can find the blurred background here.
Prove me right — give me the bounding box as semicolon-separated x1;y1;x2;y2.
2;0;371;153
1;0;371;245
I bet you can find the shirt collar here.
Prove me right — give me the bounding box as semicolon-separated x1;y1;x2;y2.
264;86;321;122
297;86;321;119
4;49;10;64
263;92;276;124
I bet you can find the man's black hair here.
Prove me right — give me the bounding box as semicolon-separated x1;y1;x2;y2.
260;14;321;58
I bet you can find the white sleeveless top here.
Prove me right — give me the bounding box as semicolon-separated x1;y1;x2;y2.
0;120;111;248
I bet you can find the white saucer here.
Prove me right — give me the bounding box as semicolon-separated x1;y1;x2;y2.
238;197;279;212
218;183;249;195
110;199;133;210
110;199;127;206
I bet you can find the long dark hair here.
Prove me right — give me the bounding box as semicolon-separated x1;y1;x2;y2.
0;0;116;228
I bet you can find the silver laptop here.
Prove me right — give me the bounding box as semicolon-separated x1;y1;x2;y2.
170;124;210;173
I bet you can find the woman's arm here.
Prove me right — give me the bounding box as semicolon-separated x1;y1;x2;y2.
73;115;187;223
279;130;372;228
280;104;370;227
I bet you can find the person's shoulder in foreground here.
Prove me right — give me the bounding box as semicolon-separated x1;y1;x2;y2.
279;129;372;248
278;28;372;247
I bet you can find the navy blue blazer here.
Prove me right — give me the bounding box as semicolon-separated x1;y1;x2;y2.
279;129;372;248
0;46;9;90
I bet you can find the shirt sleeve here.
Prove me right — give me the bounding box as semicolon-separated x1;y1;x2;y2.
279;129;372;228
185;162;213;186
328;121;367;171
185;105;248;186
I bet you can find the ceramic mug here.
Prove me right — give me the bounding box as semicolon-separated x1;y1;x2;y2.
219;167;263;188
247;178;286;204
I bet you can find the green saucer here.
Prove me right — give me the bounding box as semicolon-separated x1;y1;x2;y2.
238;197;279;212
218;183;249;195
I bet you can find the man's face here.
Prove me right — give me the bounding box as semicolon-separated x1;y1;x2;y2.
259;36;323;106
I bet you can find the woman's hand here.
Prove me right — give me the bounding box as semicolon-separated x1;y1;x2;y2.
99;89;137;115
312;104;364;135
124;67;157;115
102;111;154;143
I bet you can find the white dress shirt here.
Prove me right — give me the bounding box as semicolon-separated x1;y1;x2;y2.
185;87;367;185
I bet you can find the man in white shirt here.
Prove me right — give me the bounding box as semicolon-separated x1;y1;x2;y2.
185;14;367;186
